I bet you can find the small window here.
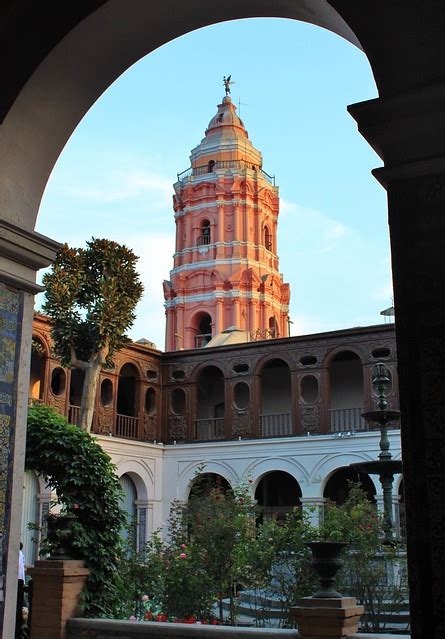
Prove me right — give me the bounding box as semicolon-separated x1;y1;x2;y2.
172;370;186;381
145;388;156;414
171;388;186;414
51;367;66;396
146;369;158;381
300;375;319;404
300;355;317;366
233;382;250;410
198;220;211;246
207;160;216;173
100;378;113;407
372;347;391;359
233;363;249;374
264;226;272;251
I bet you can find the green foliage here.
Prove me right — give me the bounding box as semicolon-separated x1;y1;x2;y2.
25;404;127;616
42;238;144;368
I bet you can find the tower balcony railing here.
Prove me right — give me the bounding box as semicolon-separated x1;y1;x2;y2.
194;333;212;348
195;417;225;441
260;413;292;437
197;234;211;246
177;160;275;186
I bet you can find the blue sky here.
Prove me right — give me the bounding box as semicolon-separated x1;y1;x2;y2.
36;18;392;349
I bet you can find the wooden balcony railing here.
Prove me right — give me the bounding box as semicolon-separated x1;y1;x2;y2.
329;407;366;433
260;413;292;437
68;404;81;426
195;417;225;441
116;414;139;439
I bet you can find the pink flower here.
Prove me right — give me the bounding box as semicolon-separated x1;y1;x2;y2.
179;552;187;559
180;543;187;549
141;594;149;602
129;615;137;621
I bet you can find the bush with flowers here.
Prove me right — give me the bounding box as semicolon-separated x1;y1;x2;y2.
112;479;406;630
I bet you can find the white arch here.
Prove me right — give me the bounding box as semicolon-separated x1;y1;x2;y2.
177;460;239;502
244;456;309;493
116;459;153;501
310;452;376;497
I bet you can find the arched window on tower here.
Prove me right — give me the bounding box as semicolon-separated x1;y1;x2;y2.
264;225;272;251
194;313;212;348
198;219;211;246
268;316;279;338
207;160;215;173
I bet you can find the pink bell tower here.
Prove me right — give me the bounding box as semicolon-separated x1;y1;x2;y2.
164;84;290;351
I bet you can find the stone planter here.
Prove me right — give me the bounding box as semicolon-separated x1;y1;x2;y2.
307;541;347;598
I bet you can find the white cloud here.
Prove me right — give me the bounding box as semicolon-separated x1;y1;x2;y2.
280;199;352;255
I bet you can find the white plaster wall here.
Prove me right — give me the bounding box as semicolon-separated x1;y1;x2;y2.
96;430;402;537
97;436;164;535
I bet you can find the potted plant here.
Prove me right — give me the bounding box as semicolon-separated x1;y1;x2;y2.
307;502;349;598
46;511;77;560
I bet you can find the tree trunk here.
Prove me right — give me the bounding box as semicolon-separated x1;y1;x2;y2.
79;360;102;432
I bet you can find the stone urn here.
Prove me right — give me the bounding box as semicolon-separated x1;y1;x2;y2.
47;513;77;560
307;541;348;598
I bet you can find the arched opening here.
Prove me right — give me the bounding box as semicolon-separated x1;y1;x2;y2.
264;225;272;251
145;387;156;414
21;471;40;566
207;160;215;174
323;467;376;505
198;219;211;246
300;374;319;404
233;381;250;410
119;473;138;548
260;359;292;437
194;312;212;348
329;351;364;433
29;338;46;402
100;378;113;407
171;387;186;414
196;365;225;440
268;316;279;338
68;368;86;426
255;471;302;523
117;363;139;439
50;367;66;397
189;473;232;500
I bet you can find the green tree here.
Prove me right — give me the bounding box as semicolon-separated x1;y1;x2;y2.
42;238;143;432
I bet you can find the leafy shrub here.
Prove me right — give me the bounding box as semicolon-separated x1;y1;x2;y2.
26;404;126;616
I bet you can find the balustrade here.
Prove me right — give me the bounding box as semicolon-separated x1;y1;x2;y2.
260;413;292;437
195;417;225;441
329;407;365;433
116;414;139;439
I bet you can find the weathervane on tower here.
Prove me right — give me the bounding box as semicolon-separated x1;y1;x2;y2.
223;75;235;95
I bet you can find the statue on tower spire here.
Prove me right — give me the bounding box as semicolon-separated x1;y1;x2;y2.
223;75;234;95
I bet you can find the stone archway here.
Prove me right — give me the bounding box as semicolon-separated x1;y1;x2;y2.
2;3;445;636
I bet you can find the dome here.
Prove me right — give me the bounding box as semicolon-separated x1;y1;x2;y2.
205;96;248;139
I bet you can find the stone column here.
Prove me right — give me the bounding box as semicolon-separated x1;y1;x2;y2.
300;497;326;527
28;560;89;639
215;298;224;334
0;221;59;636
349;84;445;638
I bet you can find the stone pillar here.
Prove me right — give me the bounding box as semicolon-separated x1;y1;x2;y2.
0;220;59;636
215;298;224;334
348;84;445;638
300;497;326;527
28;560;89;639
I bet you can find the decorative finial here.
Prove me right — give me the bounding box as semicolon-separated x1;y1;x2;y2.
223;75;235;95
